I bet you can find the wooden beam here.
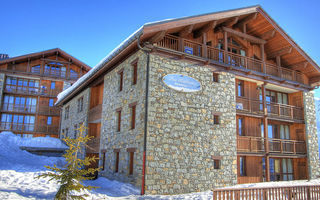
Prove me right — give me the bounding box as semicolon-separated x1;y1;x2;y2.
222;16;239;28
267;46;293;59
179;24;194;37
261;29;276;40
148;31;166;44
310;76;320;84
288;61;308;70
194;21;217;38
221;26;266;44
233;13;258;29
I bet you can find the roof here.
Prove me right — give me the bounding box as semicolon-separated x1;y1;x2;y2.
55;5;320;106
0;48;91;72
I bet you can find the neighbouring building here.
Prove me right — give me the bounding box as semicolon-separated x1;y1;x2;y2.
56;6;320;195
0;48;90;138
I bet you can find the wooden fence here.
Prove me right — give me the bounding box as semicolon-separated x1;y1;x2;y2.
213;185;320;200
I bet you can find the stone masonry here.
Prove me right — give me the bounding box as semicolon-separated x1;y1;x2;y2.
145;54;237;194
99;50;147;186
60;88;90;159
303;91;320;179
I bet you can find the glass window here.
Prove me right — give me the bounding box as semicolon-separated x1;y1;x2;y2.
240;156;246;176
49;99;54;107
50;81;55;89
238;117;244;136
47;117;52;125
237;80;244;97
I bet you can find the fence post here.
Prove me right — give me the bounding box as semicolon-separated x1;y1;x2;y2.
307;186;311;200
263;189;267;200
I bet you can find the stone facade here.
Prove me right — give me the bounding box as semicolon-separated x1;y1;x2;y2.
0;74;5;107
145;54;237;194
303;91;320;179
99;50;147;186
60;88;90;142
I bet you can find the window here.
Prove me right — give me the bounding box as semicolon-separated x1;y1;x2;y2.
116;108;122;132
212;72;219;82
214;160;220;169
212;156;221;169
64;106;69;120
118;69;124;92
129;152;134;175
240;156;246;176
1;114;35;131
77;97;83;113
114;150;120;173
214;115;219;125
31;65;41;74
47;116;52;125
237;80;244;97
102;150;106;171
74;124;78;138
5;77;39;94
132;60;138;85
129;103;137;130
70;69;78;79
2;95;37;113
238;117;244;136
49;99;54;107
50;81;56;90
65;128;69;137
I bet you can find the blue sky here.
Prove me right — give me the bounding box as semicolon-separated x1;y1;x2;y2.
1;0;320;95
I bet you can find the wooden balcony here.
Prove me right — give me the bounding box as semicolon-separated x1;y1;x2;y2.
237;136;265;153
0;122;59;135
4;85;61;97
236;96;304;121
156;35;305;84
2;103;37;114
269;138;306;155
38;106;60;116
86;137;100;153
237;136;306;155
88;104;102;123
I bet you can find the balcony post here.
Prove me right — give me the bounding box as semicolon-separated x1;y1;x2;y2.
276;56;282;78
262;83;270;181
224;31;228;63
202;33;208;58
260;44;266;73
178;37;183;52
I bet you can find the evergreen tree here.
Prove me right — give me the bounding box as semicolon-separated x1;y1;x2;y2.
38;123;100;200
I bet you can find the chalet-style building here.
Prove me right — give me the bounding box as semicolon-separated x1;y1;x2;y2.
0;49;90;138
56;6;320;195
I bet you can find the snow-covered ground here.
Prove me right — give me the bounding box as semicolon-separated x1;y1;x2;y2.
0;131;319;199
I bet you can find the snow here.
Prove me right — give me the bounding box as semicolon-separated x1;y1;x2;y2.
0;131;319;199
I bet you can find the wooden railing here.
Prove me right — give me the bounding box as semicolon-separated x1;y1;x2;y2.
38;106;60;116
0;122;59;134
236;97;263;114
267;103;304;121
156;35;305;84
236;97;304;121
269;138;306;154
237;136;306;155
88;104;102;123
86;137;100;153
2;103;37;114
213;185;320;200
237;136;264;153
4;85;61;97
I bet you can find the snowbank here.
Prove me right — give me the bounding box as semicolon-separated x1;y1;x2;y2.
0;131;65;171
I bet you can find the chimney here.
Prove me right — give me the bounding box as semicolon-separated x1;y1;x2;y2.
0;54;9;60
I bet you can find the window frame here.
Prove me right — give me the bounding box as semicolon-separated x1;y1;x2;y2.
131;59;138;85
118;69;124;92
116;108;122;132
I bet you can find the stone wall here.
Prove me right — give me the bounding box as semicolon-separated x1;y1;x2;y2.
145;54;237;194
0;74;5;107
303;91;320;179
99;50;147;186
60;88;90;141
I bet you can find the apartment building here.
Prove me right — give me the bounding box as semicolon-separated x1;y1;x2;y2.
56;6;320;195
0;49;90;138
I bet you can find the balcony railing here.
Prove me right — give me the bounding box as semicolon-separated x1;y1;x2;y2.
2;103;37;114
86;137;100;153
156;35;305;84
237;136;265;153
236;96;304;121
0;122;59;135
4;85;61;97
237;136;306;155
269;138;306;154
38;106;60;116
88;104;102;123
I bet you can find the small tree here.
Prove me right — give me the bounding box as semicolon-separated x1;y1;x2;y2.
38;123;100;200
